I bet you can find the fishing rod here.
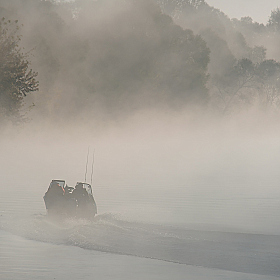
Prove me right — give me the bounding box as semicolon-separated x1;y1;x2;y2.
84;146;95;185
84;146;90;182
90;150;95;186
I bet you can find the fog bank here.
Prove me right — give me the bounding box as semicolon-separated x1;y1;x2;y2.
1;108;280;233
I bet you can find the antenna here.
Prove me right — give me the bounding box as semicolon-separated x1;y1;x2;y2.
90;150;95;186
84;146;90;182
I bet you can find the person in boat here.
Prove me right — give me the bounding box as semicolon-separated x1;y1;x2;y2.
72;183;92;217
64;184;74;196
63;184;77;215
72;183;89;204
44;181;65;215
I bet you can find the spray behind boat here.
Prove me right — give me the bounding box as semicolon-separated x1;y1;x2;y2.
43;147;97;219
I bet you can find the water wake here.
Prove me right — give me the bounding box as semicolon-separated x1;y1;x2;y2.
1;212;280;277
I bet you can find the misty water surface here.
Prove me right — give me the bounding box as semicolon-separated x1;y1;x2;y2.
1;111;280;277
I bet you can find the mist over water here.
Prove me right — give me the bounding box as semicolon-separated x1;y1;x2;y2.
1;108;280;232
1;1;280;278
2;105;280;278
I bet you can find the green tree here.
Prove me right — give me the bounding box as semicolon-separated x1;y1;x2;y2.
73;0;210;109
255;59;280;108
0;18;39;122
268;8;280;32
248;46;266;64
200;28;235;76
212;58;280;112
212;58;257;112
0;0;210;121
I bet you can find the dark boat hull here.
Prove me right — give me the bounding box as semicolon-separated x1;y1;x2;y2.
44;181;97;219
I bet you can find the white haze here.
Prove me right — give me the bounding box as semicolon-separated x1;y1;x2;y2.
1;108;280;234
206;0;280;23
1;1;280;279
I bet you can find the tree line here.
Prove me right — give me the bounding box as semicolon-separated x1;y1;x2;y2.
159;0;280;112
1;0;280;123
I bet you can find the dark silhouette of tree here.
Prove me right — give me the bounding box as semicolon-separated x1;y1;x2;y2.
56;0;211;111
0;17;39;122
255;59;280;108
212;57;280;112
3;0;280;120
268;8;280;32
212;58;257;112
200;28;235;77
248;46;266;64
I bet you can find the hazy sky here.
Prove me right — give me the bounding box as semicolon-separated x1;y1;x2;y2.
206;0;279;23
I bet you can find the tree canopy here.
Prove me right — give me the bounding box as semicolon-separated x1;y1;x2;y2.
2;0;280;122
0;17;38;122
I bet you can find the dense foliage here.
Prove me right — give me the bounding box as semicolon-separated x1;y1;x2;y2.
159;0;280;113
1;0;280;123
0;0;210;122
0;17;38;122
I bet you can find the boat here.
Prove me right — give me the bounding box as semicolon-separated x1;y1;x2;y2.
43;179;97;219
